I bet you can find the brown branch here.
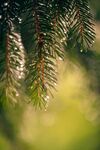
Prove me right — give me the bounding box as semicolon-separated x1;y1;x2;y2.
34;9;45;97
6;32;10;82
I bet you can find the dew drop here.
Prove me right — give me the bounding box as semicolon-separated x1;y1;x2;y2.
20;61;24;65
18;18;22;21
20;72;24;75
18;38;21;42
60;39;63;43
14;47;17;50
87;5;90;9
21;64;24;68
59;57;63;61
62;37;66;41
18;75;21;79
49;4;52;7
18;18;22;24
16;93;19;97
80;49;83;53
44;97;48;102
46;95;50;100
88;31;91;33
9;35;13;39
20;67;24;71
17;66;20;70
45;109;47;112
4;3;8;6
54;83;57;86
41;94;44;98
31;86;33;89
20;45;23;49
44;33;46;36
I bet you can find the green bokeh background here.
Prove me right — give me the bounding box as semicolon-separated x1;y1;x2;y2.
0;1;100;150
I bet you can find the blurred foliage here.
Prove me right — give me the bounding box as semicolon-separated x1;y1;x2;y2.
0;1;100;150
0;35;100;150
90;0;100;20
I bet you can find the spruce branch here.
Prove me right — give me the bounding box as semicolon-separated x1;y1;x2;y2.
21;0;60;107
67;0;95;52
0;28;25;105
0;0;96;108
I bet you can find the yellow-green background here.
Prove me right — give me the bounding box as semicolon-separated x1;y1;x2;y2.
0;1;100;150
